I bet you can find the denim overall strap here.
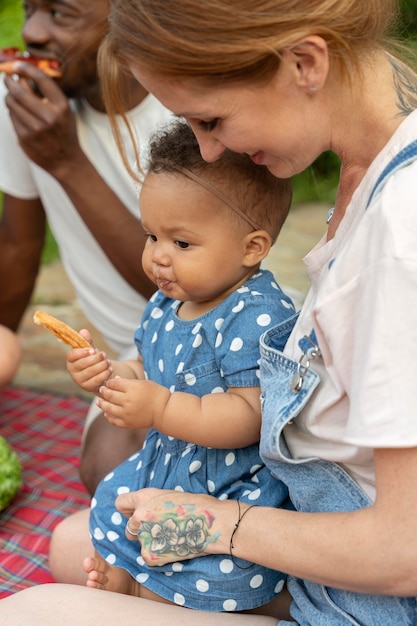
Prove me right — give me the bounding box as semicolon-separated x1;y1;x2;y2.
366;138;417;208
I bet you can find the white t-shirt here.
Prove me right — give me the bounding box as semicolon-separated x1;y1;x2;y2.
0;81;173;354
284;110;417;501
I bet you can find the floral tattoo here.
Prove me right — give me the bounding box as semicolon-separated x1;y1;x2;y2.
138;502;217;559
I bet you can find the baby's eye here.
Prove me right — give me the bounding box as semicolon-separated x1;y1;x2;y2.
146;233;157;242
198;118;219;132
175;240;190;249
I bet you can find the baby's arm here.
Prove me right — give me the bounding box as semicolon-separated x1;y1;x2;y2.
98;380;261;448
66;329;144;393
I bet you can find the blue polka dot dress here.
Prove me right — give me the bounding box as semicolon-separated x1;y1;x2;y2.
90;269;296;611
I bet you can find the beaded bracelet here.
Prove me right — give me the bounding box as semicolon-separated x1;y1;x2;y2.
229;499;257;569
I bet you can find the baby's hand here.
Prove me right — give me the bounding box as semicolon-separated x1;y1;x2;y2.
97;378;154;428
66;330;112;392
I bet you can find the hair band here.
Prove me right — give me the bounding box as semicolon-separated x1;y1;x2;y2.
156;163;264;232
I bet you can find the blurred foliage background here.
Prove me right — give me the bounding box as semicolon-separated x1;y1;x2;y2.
1;0;417;262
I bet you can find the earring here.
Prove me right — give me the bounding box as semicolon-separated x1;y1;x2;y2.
309;84;317;93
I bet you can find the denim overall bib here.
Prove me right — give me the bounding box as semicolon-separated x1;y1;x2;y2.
259;141;417;625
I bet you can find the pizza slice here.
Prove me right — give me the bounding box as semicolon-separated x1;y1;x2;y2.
0;47;62;77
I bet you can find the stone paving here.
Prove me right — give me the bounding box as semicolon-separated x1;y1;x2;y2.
14;202;329;397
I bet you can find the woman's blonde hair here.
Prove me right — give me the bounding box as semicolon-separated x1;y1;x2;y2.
98;0;403;175
102;0;401;82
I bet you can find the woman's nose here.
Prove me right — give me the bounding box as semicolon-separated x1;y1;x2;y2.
190;127;226;163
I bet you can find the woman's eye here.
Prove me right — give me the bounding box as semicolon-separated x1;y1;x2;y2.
198;118;219;132
176;240;190;249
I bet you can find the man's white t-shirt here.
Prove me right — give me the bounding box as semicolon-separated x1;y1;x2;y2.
284;110;417;501
0;81;173;354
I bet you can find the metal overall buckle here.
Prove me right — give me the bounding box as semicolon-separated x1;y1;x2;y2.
290;332;321;393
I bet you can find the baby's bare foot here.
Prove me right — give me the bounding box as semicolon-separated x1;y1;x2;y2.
83;554;140;596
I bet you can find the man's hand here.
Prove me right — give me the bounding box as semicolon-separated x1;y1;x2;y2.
4;64;81;174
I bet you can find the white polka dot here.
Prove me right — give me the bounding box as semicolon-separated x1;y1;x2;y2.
237;285;249;293
230;337;243;351
192;334;202;348
107;531;119;542
93;527;105;540
248;488;261;501
211;386;224;393
250;464;262;473
215;318;224;330
117;486;130;495
219;559;234;573
250;574;263;588
136;459;142;470
150;470;155;480
128;451;140;461
207;480;216;493
181;447;191;457
169;385;175;392
192;322;202;334
176;362;184;373
164;571;173;576
219;493;229;500
105;554;116;565
151;331;158;343
103;471;114;482
174;593;186;606
111;512;123;525
175;343;183;355
225;452;236;466
136;573;149;583
151;307;163;319
136;555;145;566
189;460;202;473
156;438;161;448
215;333;223;347
164;453;171;465
185;372;196;386
90;497;97;509
223;599;237;611
165;320;174;331
196;579;209;592
232;300;244;313
171;563;183;574
274;579;285;593
282;298;293;309
158;359;164;372
174;485;185;491
257;313;272;327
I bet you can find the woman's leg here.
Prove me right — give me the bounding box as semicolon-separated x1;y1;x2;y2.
49;508;92;584
0;584;280;625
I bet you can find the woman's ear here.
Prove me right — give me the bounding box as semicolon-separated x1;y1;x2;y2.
242;230;272;267
286;35;329;94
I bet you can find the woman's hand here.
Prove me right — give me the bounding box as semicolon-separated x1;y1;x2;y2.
115;488;234;566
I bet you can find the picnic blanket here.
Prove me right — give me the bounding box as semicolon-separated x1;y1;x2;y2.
0;386;90;597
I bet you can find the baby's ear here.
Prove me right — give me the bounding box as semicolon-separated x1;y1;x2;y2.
242;230;272;267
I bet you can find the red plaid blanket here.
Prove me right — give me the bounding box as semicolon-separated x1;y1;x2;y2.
0;386;90;597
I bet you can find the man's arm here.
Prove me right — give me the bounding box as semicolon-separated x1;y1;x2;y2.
0;194;46;331
4;66;154;298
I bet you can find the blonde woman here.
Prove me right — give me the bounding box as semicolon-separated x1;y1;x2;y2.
2;0;417;623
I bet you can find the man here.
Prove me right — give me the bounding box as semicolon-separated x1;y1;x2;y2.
0;0;173;494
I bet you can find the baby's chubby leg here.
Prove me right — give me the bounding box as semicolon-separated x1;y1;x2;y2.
49;508;92;585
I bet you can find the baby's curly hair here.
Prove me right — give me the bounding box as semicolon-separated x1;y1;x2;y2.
146;120;291;242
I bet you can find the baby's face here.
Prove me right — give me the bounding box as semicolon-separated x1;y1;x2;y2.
140;172;253;307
